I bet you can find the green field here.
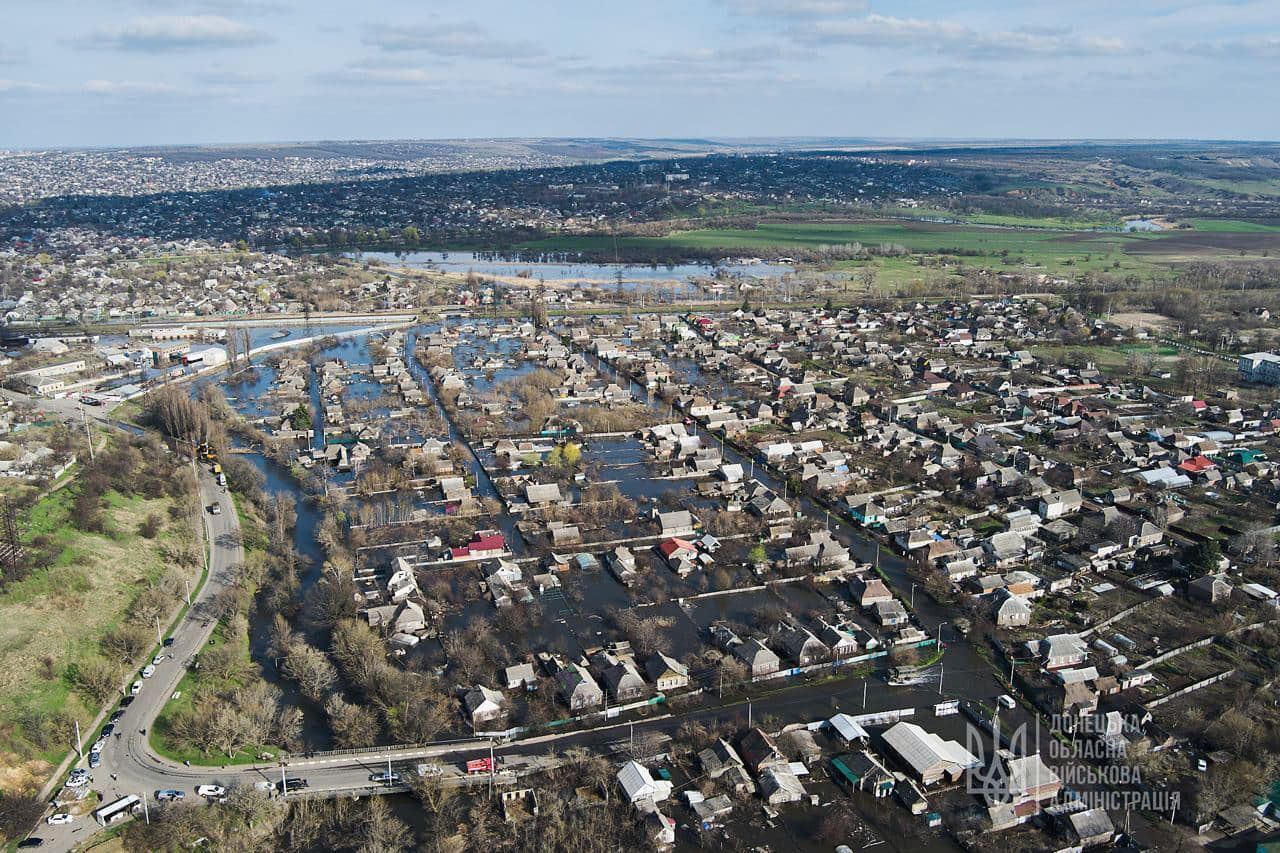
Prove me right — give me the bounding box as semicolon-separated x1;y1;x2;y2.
514;215;1280;287
1188;218;1280;233
0;488;196;791
521;219;1172;280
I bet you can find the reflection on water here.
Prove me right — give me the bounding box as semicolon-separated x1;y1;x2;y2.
348;250;793;294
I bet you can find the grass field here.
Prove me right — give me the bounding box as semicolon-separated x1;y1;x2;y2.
521;219;1172;279
1187;218;1280;233
516;215;1280;287
0;488;196;793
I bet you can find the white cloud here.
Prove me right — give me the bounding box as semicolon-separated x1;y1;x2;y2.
363;21;542;59
315;66;443;87
720;0;869;17
81;15;272;51
84;79;183;94
0;79;50;94
1181;36;1280;58
795;14;1134;57
191;68;274;86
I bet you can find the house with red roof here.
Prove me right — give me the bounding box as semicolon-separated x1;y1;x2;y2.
1178;455;1216;477
657;537;699;576
451;530;507;561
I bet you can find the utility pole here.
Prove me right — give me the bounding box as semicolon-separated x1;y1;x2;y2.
155;615;162;647
184;578;191;605
747;698;753;729
280;765;287;797
938;663;944;696
141;792;149;825
74;719;82;758
80;405;95;462
862;679;867;708
910;583;916;609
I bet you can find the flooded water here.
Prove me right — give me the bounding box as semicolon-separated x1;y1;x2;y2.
348;250;794;295
192;314;1018;801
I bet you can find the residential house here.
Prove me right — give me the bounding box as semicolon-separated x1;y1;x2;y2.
617;761;672;805
645;653;689;692
993;589;1032;627
462;685;507;729
555;664;604;713
733;639;781;678
656;510;697;537
759;767;806;805
601;660;647;703
738;727;789;774
882;721;980;786
850;576;894;608
874;599;909;628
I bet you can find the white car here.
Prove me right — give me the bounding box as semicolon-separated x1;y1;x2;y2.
130;680;143;696
66;770;91;788
195;785;226;798
141;665;156;679
997;694;1017;710
46;813;73;826
152;653;165;666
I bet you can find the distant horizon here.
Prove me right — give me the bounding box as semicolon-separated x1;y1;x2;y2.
5;135;1280;157
2;1;1278;148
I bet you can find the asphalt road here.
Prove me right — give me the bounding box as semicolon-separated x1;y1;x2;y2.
35;468;242;851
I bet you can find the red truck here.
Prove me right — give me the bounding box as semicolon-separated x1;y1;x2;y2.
465;757;495;775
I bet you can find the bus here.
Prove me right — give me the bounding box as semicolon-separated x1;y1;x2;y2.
94;794;141;826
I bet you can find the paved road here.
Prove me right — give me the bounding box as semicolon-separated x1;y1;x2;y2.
36;469;241;851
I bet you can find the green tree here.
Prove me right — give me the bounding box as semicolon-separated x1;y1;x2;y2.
1187;539;1223;574
561;443;582;466
289;404;313;431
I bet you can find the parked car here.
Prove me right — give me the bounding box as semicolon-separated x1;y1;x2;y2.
130;680;143;696
66;769;91;788
162;636;175;647
16;838;44;848
275;778;308;792
155;790;185;802
101;724;115;737
141;665;156;679
369;772;401;785
997;694;1016;710
152;653;165;666
195;785;226;799
87;751;101;769
208;502;222;515
45;814;72;826
119;696;134;708
1197;758;1209;772
109;710;125;723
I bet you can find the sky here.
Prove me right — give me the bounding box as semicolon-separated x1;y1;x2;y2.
0;0;1277;148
